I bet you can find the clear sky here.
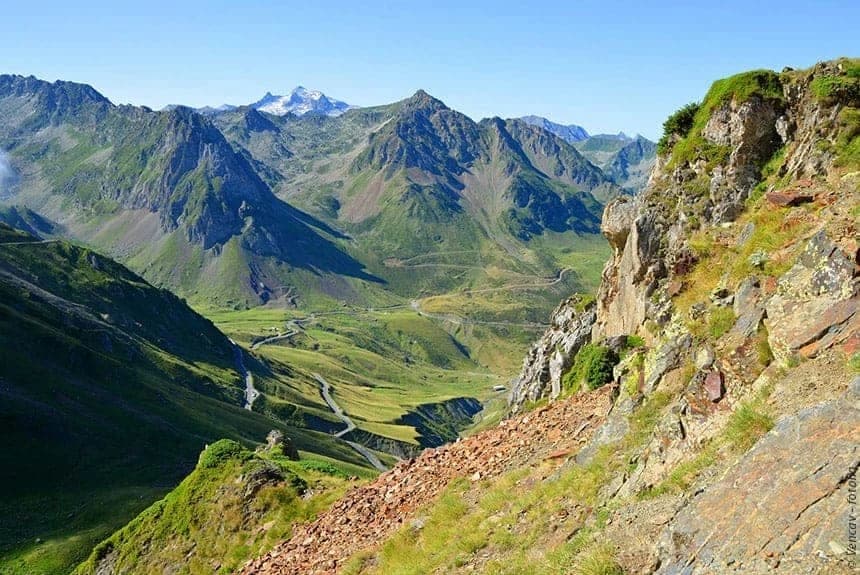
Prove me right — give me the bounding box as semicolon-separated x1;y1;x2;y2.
2;0;857;139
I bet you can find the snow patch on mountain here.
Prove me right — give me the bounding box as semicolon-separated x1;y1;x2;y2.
251;86;354;117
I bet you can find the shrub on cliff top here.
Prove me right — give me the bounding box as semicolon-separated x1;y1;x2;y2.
657;102;699;155
665;69;784;168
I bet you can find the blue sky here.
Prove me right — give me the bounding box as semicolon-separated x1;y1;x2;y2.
2;1;857;139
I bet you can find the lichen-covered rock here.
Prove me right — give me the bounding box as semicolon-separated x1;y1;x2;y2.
732;276;766;337
766;231;858;362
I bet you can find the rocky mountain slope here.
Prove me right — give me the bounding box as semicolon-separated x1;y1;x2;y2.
243;389;614;575
233;58;858;575
0;75;374;308
505;58;860;573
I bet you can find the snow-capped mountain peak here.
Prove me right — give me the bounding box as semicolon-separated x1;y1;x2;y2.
251;87;354;117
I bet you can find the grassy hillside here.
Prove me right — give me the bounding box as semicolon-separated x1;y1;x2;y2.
205;306;508;448
0;224;367;575
73;440;372;575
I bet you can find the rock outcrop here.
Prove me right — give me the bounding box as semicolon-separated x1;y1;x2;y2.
656;380;859;574
508;296;596;413
509;59;860;574
765;230;858;363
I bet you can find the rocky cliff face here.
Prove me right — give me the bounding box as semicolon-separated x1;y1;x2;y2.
507;59;859;573
508;296;596;413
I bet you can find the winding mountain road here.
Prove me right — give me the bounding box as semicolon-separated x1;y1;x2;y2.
250;330;298;350
452;267;573;296
409;299;548;329
313;373;387;471
0;239;60;247
229;339;259;410
238;333;386;470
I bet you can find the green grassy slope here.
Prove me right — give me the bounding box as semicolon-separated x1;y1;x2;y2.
206;306;506;448
73;440;371;575
0;224;366;575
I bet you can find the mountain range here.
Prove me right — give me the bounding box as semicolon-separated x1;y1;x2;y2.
0;75;653;312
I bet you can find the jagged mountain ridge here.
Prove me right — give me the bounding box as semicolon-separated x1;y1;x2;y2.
519;115;590;142
519;116;656;192
215;90;617;254
0;74;376;307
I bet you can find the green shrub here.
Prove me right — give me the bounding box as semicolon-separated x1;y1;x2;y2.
572;543;624;575
756;332;774;367
834;107;860;167
657;102;700;154
666;70;784;169
574;294;597;313
640;444;717;498
564;344;620;392
293;459;352;478
849;352;860;374
811;74;860;102
625;335;645;349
